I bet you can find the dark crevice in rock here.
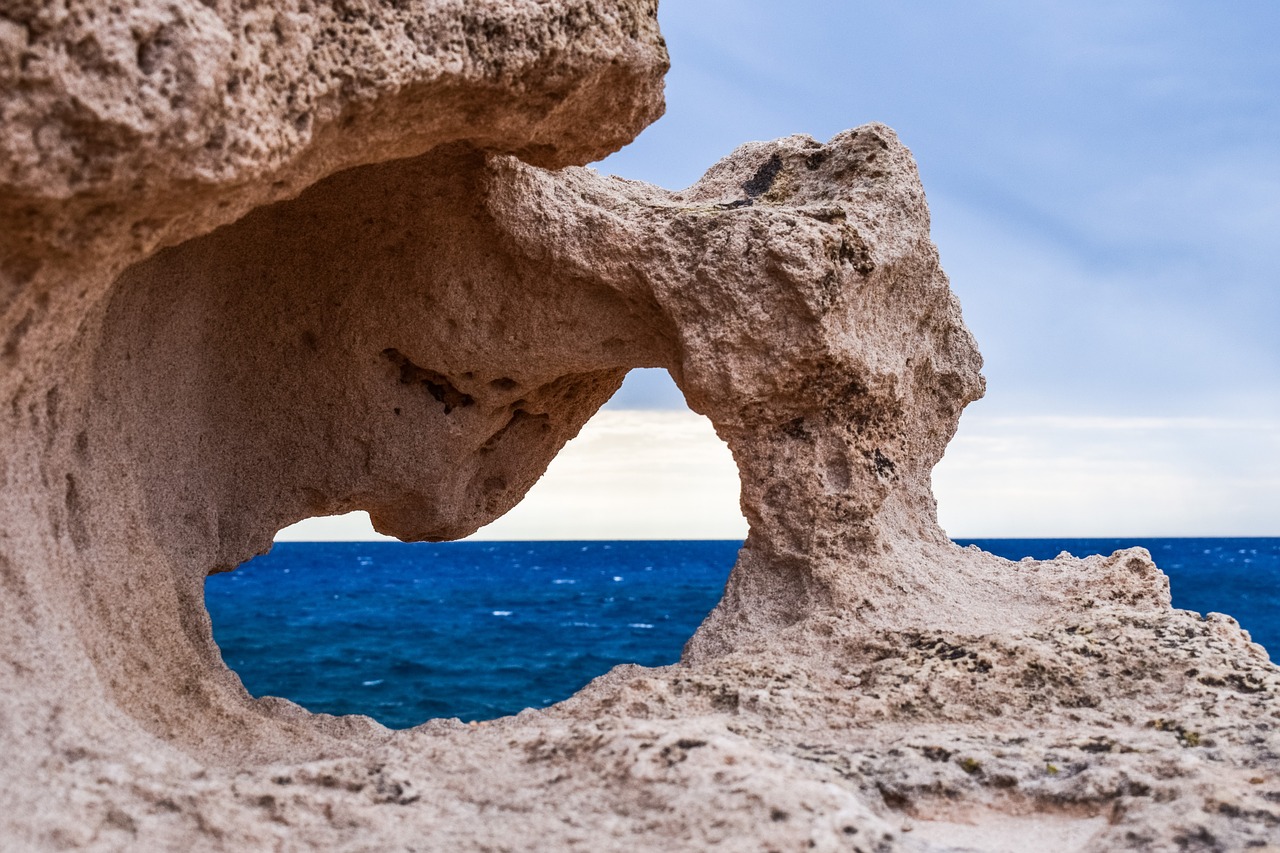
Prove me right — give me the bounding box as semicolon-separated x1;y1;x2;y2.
382;347;474;414
742;153;783;199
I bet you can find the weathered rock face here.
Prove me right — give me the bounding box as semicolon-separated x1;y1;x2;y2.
2;2;1277;850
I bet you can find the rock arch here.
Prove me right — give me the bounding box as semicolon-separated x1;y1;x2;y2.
68;122;981;753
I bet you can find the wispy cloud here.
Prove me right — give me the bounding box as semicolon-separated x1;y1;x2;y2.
277;407;1278;542
935;412;1280;537
277;410;747;542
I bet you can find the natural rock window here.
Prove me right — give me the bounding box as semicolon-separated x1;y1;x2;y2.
205;382;744;727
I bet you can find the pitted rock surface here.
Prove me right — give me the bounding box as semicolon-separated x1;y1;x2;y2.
1;1;1277;850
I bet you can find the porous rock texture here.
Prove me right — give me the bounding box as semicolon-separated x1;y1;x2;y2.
1;1;1277;850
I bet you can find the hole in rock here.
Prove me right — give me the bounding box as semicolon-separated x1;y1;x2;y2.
205;370;748;728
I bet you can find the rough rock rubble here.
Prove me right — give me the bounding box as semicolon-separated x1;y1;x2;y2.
1;1;1276;850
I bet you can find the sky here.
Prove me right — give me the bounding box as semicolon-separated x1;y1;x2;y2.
280;0;1279;542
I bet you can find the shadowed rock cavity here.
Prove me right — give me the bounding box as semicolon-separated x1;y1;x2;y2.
2;1;1278;850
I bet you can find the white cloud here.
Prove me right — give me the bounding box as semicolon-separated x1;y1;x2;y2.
275;410;747;542
276;404;1280;543
468;409;746;540
934;413;1280;537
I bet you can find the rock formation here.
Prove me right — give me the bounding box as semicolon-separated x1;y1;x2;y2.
1;1;1276;850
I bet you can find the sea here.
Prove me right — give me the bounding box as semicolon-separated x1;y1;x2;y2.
205;538;1280;729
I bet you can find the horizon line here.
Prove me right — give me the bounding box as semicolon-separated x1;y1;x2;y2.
271;534;1280;544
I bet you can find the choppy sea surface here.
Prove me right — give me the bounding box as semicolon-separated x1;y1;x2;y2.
205;538;1279;729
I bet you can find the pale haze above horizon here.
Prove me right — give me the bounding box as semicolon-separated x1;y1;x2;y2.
280;0;1279;542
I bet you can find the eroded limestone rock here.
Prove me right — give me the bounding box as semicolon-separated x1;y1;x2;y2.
1;1;1277;850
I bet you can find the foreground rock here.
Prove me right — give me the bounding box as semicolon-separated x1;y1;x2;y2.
1;1;1276;850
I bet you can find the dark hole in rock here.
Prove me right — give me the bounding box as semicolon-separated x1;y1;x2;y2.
381;347;475;414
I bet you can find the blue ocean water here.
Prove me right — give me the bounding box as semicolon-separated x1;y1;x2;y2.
205;538;1279;729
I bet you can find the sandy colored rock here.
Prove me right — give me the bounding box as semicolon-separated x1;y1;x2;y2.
1;1;1277;850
